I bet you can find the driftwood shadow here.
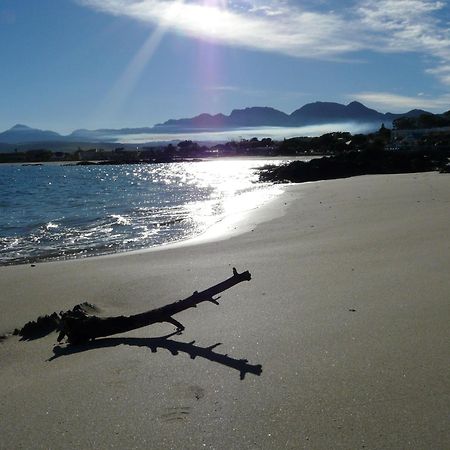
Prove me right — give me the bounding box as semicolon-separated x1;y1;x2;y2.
49;332;262;380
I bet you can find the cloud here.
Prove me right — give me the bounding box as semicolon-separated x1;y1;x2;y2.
76;0;364;57
77;0;450;85
352;91;450;112
356;1;450;86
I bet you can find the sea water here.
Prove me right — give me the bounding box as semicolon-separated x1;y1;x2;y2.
0;159;287;265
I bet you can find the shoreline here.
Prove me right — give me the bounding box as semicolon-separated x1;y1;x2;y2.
1;156;305;267
0;182;286;268
1;171;449;449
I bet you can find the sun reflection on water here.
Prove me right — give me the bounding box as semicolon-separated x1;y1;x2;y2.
121;159;283;241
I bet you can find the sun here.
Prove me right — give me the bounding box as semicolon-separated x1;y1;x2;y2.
169;0;233;35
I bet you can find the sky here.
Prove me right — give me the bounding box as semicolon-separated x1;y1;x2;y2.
1;0;450;133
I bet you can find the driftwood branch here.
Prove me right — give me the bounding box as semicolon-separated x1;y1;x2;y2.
57;267;251;345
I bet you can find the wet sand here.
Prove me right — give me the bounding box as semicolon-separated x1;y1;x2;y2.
1;172;449;449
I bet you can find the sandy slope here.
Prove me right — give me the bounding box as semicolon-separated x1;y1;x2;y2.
0;172;449;449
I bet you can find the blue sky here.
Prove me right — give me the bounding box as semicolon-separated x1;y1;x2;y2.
1;0;450;133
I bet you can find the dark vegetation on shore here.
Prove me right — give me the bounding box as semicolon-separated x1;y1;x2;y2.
259;120;450;183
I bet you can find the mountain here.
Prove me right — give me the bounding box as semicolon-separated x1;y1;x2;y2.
228;107;290;127
155;107;290;130
0;102;437;145
385;109;431;120
0;124;63;144
290;101;384;124
155;101;430;131
160;113;228;130
154;107;290;131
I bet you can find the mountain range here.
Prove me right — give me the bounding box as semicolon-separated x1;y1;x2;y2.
155;101;428;130
0;101;432;145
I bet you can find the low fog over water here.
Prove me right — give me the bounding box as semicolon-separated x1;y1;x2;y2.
116;122;381;144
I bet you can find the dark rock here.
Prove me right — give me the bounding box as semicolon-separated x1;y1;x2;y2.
260;149;447;183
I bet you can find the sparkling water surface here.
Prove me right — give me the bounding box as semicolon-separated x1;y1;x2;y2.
0;159;286;265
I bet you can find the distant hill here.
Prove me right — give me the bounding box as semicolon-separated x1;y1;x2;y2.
157;107;291;131
0;124;63;144
0;101;438;146
228;107;290;127
290;101;384;124
386;108;431;119
155;101;430;131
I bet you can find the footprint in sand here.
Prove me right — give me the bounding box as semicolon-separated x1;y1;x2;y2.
160;406;192;423
158;384;205;423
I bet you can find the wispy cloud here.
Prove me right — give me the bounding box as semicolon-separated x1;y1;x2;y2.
357;1;450;85
352;91;450;112
77;0;450;88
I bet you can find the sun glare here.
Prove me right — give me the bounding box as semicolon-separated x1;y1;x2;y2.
181;1;233;35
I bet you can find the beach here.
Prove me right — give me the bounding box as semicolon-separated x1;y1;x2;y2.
1;171;449;449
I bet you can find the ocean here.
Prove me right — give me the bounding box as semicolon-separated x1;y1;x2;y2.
0;159;288;265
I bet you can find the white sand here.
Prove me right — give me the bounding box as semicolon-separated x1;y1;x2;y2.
0;172;449;449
